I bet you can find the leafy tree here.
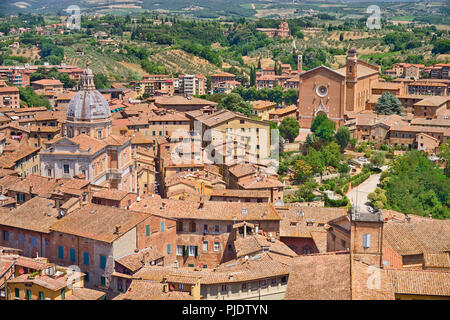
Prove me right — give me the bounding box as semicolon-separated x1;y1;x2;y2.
432;39;450;54
294;180;318;202
217;93;253;117
306;148;325;178
19;86;50;109
339;33;344;41
368;187;387;210
335;126;350;151
268;85;283;104
282;89;298;106
381;151;449;219
94;73;110;89
437;141;450;177
373;92;403;115
371;151;386;169
249;66;256;87
311;114;336;141
294;159;313;183
321;142;341;168
279;116;299;143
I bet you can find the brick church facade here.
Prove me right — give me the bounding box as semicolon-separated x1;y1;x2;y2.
298;48;380;128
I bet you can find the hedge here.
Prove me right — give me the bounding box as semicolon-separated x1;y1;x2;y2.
324;193;350;207
351;172;371;187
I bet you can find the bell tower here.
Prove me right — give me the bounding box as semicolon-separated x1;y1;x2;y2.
350;210;384;267
345;47;358;112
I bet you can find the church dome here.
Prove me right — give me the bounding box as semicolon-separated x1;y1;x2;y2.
66;68;111;121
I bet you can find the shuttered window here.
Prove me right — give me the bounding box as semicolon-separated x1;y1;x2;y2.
58;246;64;259
363;234;371;248
83;252;89;266
70;248;76;263
100;255;106;269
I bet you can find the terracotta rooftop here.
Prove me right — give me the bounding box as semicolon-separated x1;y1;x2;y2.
134;251;292;285
8;268;84;292
0;86;19;93
387;268;450;297
130;198;281;221
234;234;297;258
154;96;217;107
383;220;450;256
237;174;283;189
210;189;270;199
278;204;347;238
0;197;59;233
285;252;395;300
66;287;106;300
413;96;449;107
31;79;63;86
92;188;131;201
0;146;40;169
50;203;149;243
269;105;298;116
113;280;194;300
115;247;164;273
251;100;276;110
228;163;258;178
6;174;59;197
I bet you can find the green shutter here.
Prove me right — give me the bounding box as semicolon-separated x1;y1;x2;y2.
145;225;150;236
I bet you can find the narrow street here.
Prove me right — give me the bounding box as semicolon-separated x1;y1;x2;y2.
347;166;388;213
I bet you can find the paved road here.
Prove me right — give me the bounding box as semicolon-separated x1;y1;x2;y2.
347;166;388;213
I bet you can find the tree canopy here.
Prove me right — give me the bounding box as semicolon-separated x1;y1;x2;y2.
19;86;50;109
279;116;299;143
373;92;403;115
217;93;253;117
311;114;336;141
335;126;350;151
370;151;386;169
380;151;449;219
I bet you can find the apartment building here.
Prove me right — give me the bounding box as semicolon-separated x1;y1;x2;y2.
178;75;206;96
130;198;282;268
0;86;20;108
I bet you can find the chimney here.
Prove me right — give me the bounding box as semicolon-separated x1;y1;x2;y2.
29;185;33;195
114;225;121;234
